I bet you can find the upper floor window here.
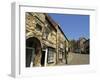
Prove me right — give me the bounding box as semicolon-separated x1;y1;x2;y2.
43;27;50;39
36;24;42;32
43;31;49;39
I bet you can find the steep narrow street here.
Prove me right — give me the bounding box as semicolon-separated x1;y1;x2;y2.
67;52;89;65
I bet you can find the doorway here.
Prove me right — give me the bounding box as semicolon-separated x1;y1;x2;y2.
41;51;45;66
26;37;41;67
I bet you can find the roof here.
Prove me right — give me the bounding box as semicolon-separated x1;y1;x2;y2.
57;25;69;42
84;39;89;44
44;13;57;31
79;37;87;41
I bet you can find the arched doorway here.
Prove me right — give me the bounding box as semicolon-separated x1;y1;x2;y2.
26;37;41;67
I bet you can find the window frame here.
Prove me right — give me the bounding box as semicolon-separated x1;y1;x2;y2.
35;23;42;32
47;47;55;64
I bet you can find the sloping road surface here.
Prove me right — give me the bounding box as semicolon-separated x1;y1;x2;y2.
67;52;89;65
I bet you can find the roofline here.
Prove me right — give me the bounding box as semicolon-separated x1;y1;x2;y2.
57;25;69;42
45;13;69;42
44;13;57;31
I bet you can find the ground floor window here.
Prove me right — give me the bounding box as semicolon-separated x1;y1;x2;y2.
26;47;35;67
47;47;55;63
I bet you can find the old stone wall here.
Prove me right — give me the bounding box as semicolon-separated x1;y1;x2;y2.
26;12;69;67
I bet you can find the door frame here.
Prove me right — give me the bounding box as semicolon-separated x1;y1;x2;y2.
42;48;48;67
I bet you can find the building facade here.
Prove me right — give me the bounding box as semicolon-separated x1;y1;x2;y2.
83;39;89;54
25;12;69;67
79;37;87;53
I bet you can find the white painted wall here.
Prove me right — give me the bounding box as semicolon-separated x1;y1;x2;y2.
0;0;100;80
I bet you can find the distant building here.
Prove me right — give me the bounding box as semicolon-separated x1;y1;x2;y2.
79;37;87;53
69;40;77;53
84;39;89;54
69;37;89;54
26;12;69;67
78;37;89;54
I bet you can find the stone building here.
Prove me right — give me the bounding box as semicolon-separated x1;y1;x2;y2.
79;37;87;53
83;39;89;54
25;12;69;67
56;25;69;64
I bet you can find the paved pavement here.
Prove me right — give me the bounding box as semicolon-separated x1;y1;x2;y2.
67;52;89;65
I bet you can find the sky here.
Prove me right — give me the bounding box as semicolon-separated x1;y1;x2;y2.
49;13;89;40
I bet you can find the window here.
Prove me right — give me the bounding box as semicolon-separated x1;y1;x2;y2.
59;48;64;59
43;27;50;39
43;31;49;39
36;24;42;31
47;48;55;63
45;20;51;29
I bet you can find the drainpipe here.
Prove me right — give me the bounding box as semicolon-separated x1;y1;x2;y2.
65;41;68;64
